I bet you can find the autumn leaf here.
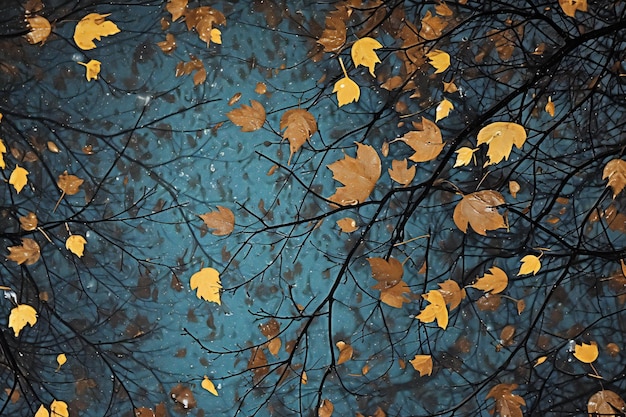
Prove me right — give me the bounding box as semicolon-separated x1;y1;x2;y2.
587;390;626;417
35;405;48;417
185;7;226;47
337;217;358;233
574;341;598;363
8;304;37;337
226;100;266;132
0;139;6;169
166;0;188;21
157;33;177;54
369;257;411;308
435;98;454;122
426;50;450;73
559;0;587;17
509;180;521;198
545;96;555;117
58;171;84;195
420;10;447;40
470;266;508;294
486;384;525;417
190;267;222;305
10;165;29;193
336;341;353;365
66;234;87;257
437;279;466;311
19;212;38;231
199;206;235;236
333;57;360;107
351;37;383;77
259;318;281;356
453;147;478;168
327;142;380;206
453;190;507;235
393;118;444;163
518;255;541;276
78;59;101;81
318;399;334;417
73;13;120;50
602;159;626;198
416;289;448;330
409;354;433;376
388;159;415;186
201;376;218;396
476;122;527;166
280;109;318;164
7;238;41;265
317;15;346;52
25;16;51;45
56;353;67;372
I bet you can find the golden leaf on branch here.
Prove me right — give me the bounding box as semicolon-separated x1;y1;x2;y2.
317;16;346;52
201;376;218;396
388;159;415;186
351;37;382;77
602;159;626;198
518;255;541;276
435;98;454;122
336;217;358;233
393;118;444;163
9;165;29;193
66;235;87;257
7;238;40;265
559;0;587;18
336;341;353;365
226;100;266;132
199;206;235;236
573;341;598;363
368;257;411;308
78;59;101;81
280;109;318;164
327;143;380;206
453;147;478;168
190;267;222;305
476;122;527;166
58;171;84;195
416;289;448;330
73;13;120;50
333;57;360;107
470;266;508;294
8;304;37;337
19;212;38;231
453;190;507;235
409;354;433;376
437;279;466;311
426;49;450;73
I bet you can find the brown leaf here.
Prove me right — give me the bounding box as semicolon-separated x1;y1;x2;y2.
193;66;207;85
280;109;318;164
247;347;269;383
388;159;416;186
166;0;188;21
419;11;447;40
336;341;353;365
559;0;587;18
337;217;358;233
500;325;516;347
19;212;38;231
226;100;266;132
25;16;51;45
259;318;280;338
169;384;196;410
437;279;466;311
395;118;444;163
58;171;84;195
379;280;411;308
453;190;507;235
199;206;235;236
318;399;334;417
327;143;381;206
7;238;41;265
603;159;626;198
317;16;346;52
587;390;626;417
486;383;525;417
157;33;177;54
368;257;403;289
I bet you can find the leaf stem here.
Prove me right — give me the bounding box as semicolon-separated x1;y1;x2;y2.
338;57;348;78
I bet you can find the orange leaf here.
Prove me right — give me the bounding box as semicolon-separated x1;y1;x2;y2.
368;257;403;289
416;289;448;330
201;376;218;396
518;255;541;276
470;266;508;294
73;13;120;50
388;159;415;186
190;267;222;304
435;98;454;122
66;235;87;257
453;190;507;235
58;171;84;195
7;238;40;265
8;304;37;337
199;206;235;236
476;122;527;166
419;11;447;40
603;159;626;198
19;212;38;231
437;279;466;311
337;217;358;233
587;390;626;417
185;6;226;47
380;280;411;308
327;142;380;206
545;96;555;117
559;0;587;17
409;354;432;376
317;16;346;52
574;341;598;363
486;384;525;417
25;16;51;45
166;0;188;21
394;118;444;163
157;33;177;54
280;109;318;164
336;341;353;365
78;59;101;81
226;100;266;132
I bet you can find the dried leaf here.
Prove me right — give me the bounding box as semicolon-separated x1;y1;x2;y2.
170;384;197;409
435;98;454;122
255;82;267;94
416;289;448;330
559;0;587;18
19;212;38;231
317;16;346;52
157;33;177;54
388;159;415;186
395;118;444;163
190;267;222;305
534;356;547;367
438;279;466;311
336;341;353;364
453;147;477;168
486;384;525;417
280;109;318;164
199;206;235;236
25;16;51;45
318;399;334;417
476;122;527;166
226;100;266;132
509;180;520;198
409;354;433;376
518;255;541;276
201;376;218;396
73;13;120;50
8;304;37;337
78;59;101;81
500;325;516;347
186;6;226;47
58;171;84;195
588;390;626;417
7;238;40;265
545;96;555;117
420;11;447;40
603;159;626;198
66;235;87;257
369;257;412;308
351;37;382;77
574;341;598;363
10;165;29;193
337;217;358;233
327;142;380;206
379;280;411;308
167;0;188;21
453;190;507;235
470;266;508;294
426;49;450;73
0;139;6;169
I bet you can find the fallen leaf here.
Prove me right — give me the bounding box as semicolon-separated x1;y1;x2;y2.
435;98;454;122
486;384;525;417
545;96;555;117
73;13;121;50
437;279;466;311
388;158;415;186
157;33;177;54
78;59;101;81
10;165;29;193
317;16;346;52
416;289;448;330
453;190;507;235
333;57;360;107
426;49;450;73
327;142;380;206
603;159;626;198
559;0;587;18
226;100;266;132
336;341;353;364
201;376;218;396
470;266;508;294
587;390;626;417
394;118;444;163
280;109;318;164
166;0;188;21
337;217;358;233
409;354;433;376
476;122;527;166
25;16;51;44
574;341;598;363
351;37;383;77
19;212;38;231
190;267;222;305
8;304;37;337
518;255;541;276
58;171;84;195
66;234;87;257
453;147;478;167
7;238;41;265
199;206;235;236
318;399;334;417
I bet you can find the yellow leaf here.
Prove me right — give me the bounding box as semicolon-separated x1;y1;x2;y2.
509;180;521;198
388;158;415;186
336;341;353;365
50;400;69;417
337;217;358;233
426;49;450;74
78;59;101;81
327;142;380;206
394;118;444;163
409;354;433;376
453;147;478;167
603;159;626;198
470;266;508;294
56;353;67;372
534;356;547;367
351;37;383;77
8;304;37;337
453;190;507;235
333;57;360;107
25;16;51;45
574;341;598;363
0;138;6;169
559;0;587;17
518;255;541;276
301;370;307;384
9;165;29;193
190;267;222;305
66;234;87;257
73;13;120;50
226;100;266;132
201;376;218;396
210;28;221;44
7;238;41;265
435;98;454;122
476;122;527;166
34;405;49;417
545;96;555;117
416;289;448;330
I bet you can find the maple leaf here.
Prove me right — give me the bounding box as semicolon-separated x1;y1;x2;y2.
8;304;37;337
453;147;478;167
190;267;222;304
166;0;188;21
587;390;626;417
280;109;318;164
437;279;466;311
226;100;266;132
317;16;346;52
333;57;360;107
7;238;40;265
185;6;226;47
199;206;235;236
426;50;450;73
574;341;598;363
470;266;508;294
559;0;587;18
416;289;448;330
336;341;353;364
10;165;29;193
368;256;411;308
25;16;51;45
78;59;101;81
379;280;411;308
409;354;433;376
476;122;527;166
58;171;84;195
420;11;447;40
351;37;383;77
435;98;454;122
393;118;445;163
486;383;525;417
73;13;120;50
327;142;380;205
602;159;626;198
518;255;541;276
201;376;218;396
66;234;87;257
388;158;415;186
453;190;507;235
